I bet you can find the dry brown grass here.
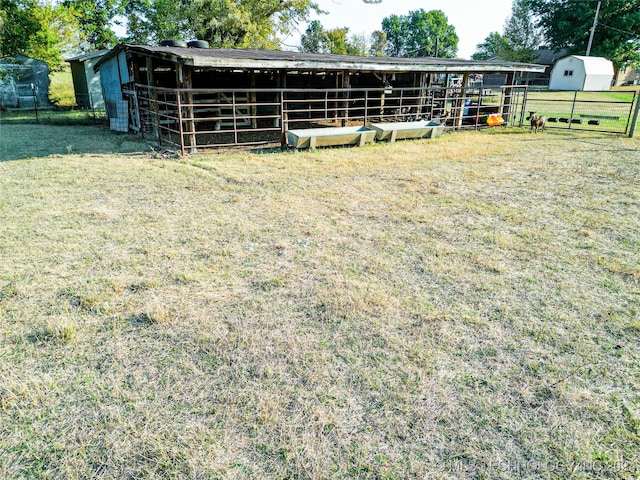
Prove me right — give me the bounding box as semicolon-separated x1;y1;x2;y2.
1;124;639;478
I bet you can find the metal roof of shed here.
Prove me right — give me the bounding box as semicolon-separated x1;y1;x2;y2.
557;55;615;75
95;44;546;74
66;49;111;63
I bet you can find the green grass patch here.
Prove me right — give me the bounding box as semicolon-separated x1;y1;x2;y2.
524;90;636;133
0;109;106;126
49;67;76;107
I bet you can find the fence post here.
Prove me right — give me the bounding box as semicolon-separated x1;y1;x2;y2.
31;83;39;125
568;91;577;129
89;92;96;124
629;92;640;138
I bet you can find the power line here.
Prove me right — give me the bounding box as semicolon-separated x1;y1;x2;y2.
599;23;640;38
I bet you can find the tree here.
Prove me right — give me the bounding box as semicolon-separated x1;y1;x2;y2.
369;30;387;56
300;20;368;55
62;0;120;50
300;19;325;53
30;3;83;68
0;0;82;68
125;0;320;49
502;0;541;62
528;0;640;68
472;32;511;60
381;9;458;58
472;0;540;62
124;0;188;45
347;33;367;56
0;0;39;57
380;14;404;56
324;27;349;54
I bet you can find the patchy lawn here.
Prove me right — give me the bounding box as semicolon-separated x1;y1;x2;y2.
0;124;639;479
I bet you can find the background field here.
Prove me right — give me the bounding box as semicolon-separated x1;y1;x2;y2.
1;124;639;479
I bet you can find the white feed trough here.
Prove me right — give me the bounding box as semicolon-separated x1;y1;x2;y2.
369;120;445;142
286;126;376;149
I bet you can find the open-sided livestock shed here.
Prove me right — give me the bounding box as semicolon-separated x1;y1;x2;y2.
95;44;545;151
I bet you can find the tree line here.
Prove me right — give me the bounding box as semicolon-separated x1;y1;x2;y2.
0;0;638;70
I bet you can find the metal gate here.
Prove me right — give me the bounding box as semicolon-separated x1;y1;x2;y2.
524;89;638;135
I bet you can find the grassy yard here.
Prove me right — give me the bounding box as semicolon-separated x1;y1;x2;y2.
0;124;639;479
524;89;638;134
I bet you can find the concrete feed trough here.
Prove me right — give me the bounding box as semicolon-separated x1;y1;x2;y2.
286;126;376;149
369;120;444;142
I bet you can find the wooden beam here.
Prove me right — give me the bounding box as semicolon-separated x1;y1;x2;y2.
342;70;350;127
146;56;160;140
178;63;197;153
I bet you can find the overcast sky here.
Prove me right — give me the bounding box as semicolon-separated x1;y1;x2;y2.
281;0;515;59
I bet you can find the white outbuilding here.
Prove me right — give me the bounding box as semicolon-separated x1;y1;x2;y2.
549;55;614;91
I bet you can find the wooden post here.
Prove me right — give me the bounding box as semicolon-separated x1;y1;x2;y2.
364;89;369;126
342;70;349;127
333;72;340;123
380;73;387;120
280;70;288;148
146;57;159;140
418;73;427;118
178;64;196;153
274;71;280;129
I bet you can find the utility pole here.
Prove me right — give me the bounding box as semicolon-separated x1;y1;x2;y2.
586;0;601;56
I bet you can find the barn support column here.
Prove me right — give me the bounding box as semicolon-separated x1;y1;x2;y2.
274;70;281;129
333;72;340;123
420;73;431;119
280;70;288;147
146;57;159;141
341;70;350;127
178;63;197;154
380;73;387;119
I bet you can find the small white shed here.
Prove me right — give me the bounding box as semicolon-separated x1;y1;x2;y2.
549;55;614;91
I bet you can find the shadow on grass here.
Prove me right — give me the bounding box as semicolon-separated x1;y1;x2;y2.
0;123;156;161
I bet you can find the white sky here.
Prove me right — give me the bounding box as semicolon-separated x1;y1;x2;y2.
281;0;515;59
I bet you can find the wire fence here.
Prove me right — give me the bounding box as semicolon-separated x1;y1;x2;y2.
523;89;638;134
0;92;107;126
4;85;637;149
